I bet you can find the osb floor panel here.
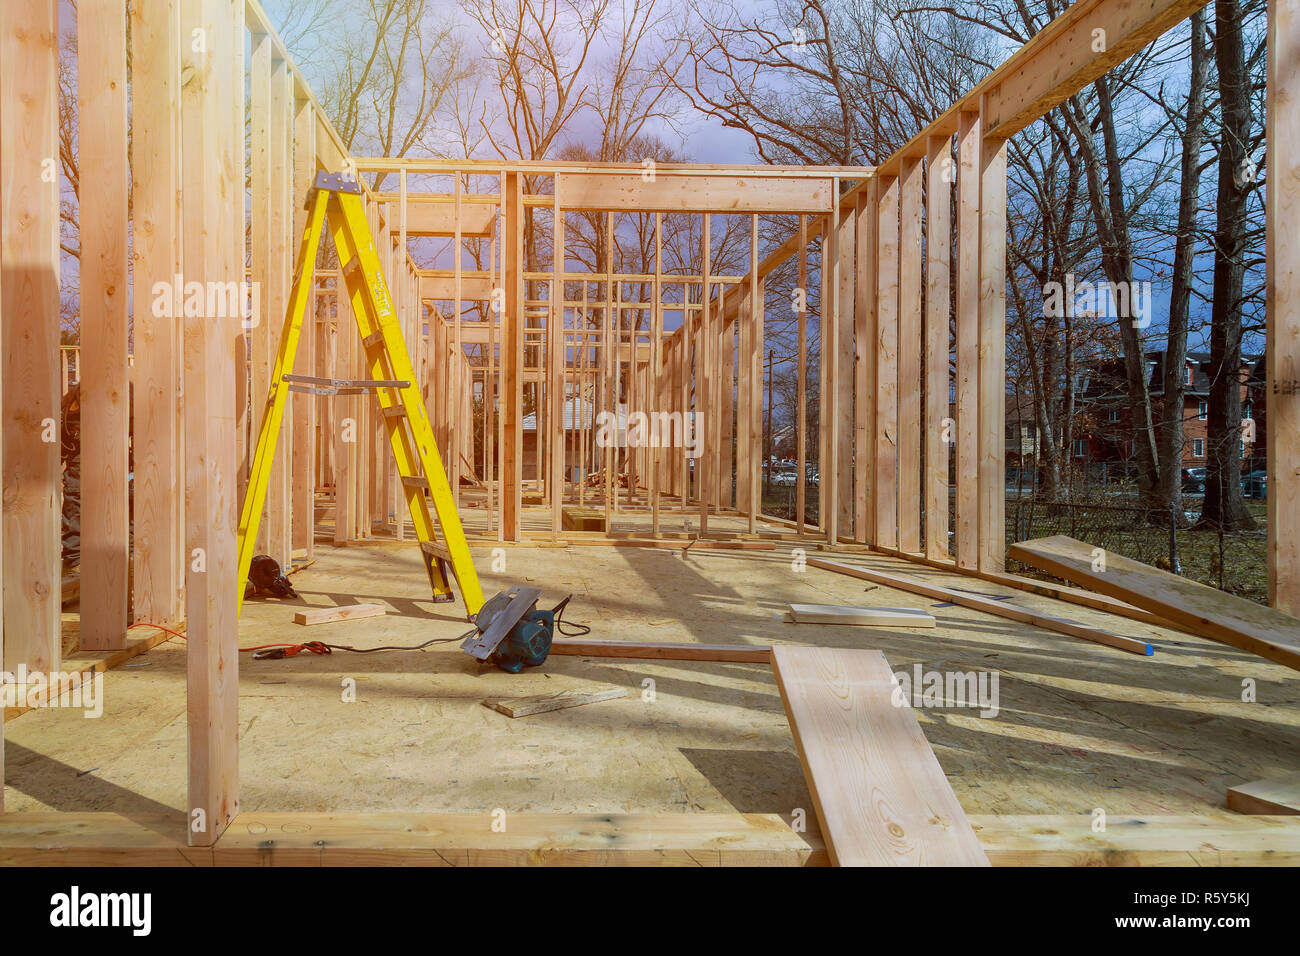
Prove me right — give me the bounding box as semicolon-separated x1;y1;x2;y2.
4;539;1298;823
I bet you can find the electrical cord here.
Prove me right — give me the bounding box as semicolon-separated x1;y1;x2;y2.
552;594;591;637
131;594;593;656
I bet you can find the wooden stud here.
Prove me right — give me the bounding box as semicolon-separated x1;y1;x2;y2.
291;96;316;560
1;0;61;677
978;107;1008;573
180;0;242;848
853;188;876;544
551;184;564;534
897;156;923;554
502;173;523;540
1267;0;1300;614
955;111;981;571
836;194;855;540
874;175;900;549
796;215;809;534
925;136;953;561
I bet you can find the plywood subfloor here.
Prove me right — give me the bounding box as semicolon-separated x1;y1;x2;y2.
4;540;1299;826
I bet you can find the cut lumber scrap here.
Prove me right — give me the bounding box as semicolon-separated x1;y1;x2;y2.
970;814;1300;866
0;812;827;866
1227;772;1300;815
788;604;935;628
483;684;628;718
548;638;771;663
561;506;606;532
293;603;387;626
807;557;1153;657
771;645;989;866
1009;535;1300;671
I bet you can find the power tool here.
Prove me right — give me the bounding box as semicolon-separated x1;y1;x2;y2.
461;587;575;673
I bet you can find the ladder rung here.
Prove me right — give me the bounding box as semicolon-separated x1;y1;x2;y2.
363;329;386;348
282;373;410;395
401;475;430;490
420;540;451;563
381;405;408;419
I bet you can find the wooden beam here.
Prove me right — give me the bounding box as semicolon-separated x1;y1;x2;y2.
1228;772;1300;815
556;173;833;213
266;57;293;569
978;113;1007;573
874;175;900;549
180;0;242;848
420;273;494;302
807;557;1154;656
291;96;316;559
971;813;1300;866
897;155;923;554
0;812;826;866
501;173;523;540
402;200;495;237
1;0;61;680
130;0;183;627
955;111;981;570
853;189;875;544
925;135;953;561
77;0;130;650
980;0;1213;141
835;194;855;540
549;638;771;663
550;189;564;534
771;645;989;865
796;215;809;534
1267;0;1300;615
1008;535;1300;670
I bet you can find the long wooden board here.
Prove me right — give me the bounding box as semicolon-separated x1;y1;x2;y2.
1008;535;1300;671
807;557;1153;656
0;812;826;867
548;638;771;663
770;645;989;866
971;814;1300;866
1226;772;1300;815
788;604;936;628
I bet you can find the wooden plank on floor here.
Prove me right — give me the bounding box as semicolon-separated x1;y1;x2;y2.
482;684;628;718
788;604;936;628
807;557;1153;656
4;810;1297;867
292;603;387;626
0;812;827;867
1227;772;1300;815
970;814;1300;866
770;645;989;866
548;638;771;663
1008;535;1300;670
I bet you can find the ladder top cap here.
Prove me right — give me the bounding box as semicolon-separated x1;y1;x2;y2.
315;170;363;195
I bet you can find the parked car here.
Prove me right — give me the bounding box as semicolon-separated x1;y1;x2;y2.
1181;468;1205;494
772;471;797;487
1242;469;1268;499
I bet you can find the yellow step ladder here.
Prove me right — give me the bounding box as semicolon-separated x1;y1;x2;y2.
237;171;484;619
